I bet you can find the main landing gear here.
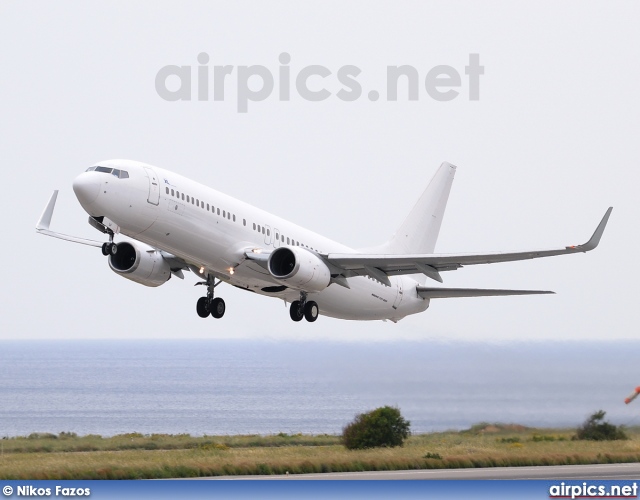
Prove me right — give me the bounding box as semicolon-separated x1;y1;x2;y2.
290;292;319;323
195;276;226;319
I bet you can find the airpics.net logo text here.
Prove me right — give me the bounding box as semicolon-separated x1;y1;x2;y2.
155;52;484;113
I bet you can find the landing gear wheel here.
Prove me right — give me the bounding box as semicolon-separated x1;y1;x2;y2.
210;297;226;319
196;297;210;318
101;243;110;256
304;301;319;322
289;301;304;322
109;243;118;255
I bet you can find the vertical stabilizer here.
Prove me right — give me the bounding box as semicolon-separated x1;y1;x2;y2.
384;162;456;255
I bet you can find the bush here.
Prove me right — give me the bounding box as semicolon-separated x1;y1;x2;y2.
574;410;628;441
499;437;521;443
342;406;410;450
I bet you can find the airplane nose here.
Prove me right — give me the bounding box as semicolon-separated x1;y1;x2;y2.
72;172;100;206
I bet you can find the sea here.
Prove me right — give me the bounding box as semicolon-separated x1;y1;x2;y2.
0;340;638;437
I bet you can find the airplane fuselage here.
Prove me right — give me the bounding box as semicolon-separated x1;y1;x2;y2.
73;159;429;321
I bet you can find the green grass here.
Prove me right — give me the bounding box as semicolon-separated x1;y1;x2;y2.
0;431;340;454
1;425;639;479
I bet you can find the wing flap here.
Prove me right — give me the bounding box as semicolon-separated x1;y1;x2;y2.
416;287;554;299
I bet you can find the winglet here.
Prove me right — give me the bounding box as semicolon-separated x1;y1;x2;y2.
35;190;103;247
36;190;59;231
574;207;613;252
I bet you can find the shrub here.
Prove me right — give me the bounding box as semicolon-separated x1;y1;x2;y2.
342;406;410;450
27;433;57;440
499;437;521;443
574;410;628;441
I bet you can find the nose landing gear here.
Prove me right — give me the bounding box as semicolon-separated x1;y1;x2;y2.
101;242;118;256
195;276;226;319
289;292;319;322
99;225;118;256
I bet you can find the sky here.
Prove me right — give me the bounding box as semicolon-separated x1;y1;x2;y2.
1;1;638;341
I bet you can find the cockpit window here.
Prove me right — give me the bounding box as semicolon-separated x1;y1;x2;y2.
86;166;129;178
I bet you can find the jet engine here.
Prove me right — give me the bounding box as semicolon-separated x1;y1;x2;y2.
267;246;331;292
108;241;171;287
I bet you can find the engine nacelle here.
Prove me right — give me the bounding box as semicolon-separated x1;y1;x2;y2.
267;246;331;292
108;241;171;287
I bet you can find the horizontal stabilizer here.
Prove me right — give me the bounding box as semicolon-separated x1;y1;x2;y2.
416;287;554;299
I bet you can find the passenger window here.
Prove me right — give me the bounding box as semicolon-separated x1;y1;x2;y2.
192;198;194;205
243;219;246;226
287;237;290;244
262;227;265;234
182;193;185;201
166;187;169;194
196;200;199;207
171;189;175;196
267;229;270;236
257;224;261;232
217;208;220;215
223;210;226;217
233;214;236;222
253;223;256;230
186;195;190;203
227;212;231;220
276;234;279;240
207;203;209;211
119;170;129;179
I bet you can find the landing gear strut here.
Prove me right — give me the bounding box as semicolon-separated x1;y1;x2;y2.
195;276;225;319
290;292;319;323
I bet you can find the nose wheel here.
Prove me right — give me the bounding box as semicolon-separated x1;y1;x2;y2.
101;242;118;256
290;293;319;322
97;224;117;256
195;276;225;319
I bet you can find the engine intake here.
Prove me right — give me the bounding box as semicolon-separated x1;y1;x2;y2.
268;246;331;292
108;241;171;287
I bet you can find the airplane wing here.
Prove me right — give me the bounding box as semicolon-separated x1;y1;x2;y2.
326;207;612;286
36;190;103;247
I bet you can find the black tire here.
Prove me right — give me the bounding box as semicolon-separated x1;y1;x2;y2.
289;301;304;322
211;297;225;319
196;297;210;318
110;243;118;255
101;243;110;256
304;301;319;322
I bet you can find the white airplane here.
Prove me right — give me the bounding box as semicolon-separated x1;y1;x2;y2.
36;160;612;323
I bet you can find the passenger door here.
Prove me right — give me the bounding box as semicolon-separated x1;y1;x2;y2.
392;278;404;310
143;167;160;205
